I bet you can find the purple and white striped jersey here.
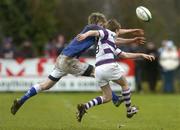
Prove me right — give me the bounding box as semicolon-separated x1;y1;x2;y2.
95;29;122;66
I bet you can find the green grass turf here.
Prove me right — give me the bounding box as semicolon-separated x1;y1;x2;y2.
0;92;180;130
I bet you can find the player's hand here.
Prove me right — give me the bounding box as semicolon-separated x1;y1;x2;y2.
142;54;155;61
133;37;146;44
76;34;87;41
132;29;144;36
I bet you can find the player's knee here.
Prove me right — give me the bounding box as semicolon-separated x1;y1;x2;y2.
119;76;128;89
82;65;94;77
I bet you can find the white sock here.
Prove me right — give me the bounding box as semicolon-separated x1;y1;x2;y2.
33;84;42;93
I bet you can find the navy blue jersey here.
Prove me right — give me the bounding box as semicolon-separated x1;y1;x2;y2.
62;24;103;58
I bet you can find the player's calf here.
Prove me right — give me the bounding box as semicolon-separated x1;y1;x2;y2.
122;88;138;118
76;96;104;122
114;76;138;118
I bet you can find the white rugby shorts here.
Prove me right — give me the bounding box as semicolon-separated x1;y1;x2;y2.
95;62;125;87
48;55;92;81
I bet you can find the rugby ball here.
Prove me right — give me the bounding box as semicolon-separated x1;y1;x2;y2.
136;6;152;22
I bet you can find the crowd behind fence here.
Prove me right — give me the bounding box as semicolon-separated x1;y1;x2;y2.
0;35;180;93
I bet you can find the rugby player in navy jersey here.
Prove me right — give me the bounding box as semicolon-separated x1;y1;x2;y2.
11;12;145;115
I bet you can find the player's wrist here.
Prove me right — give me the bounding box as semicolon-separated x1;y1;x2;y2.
84;33;88;38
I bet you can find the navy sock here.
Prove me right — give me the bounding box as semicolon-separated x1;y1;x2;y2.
112;91;119;101
85;96;103;109
19;87;37;104
122;88;131;112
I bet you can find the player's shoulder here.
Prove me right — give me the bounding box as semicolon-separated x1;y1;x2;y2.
105;29;116;38
106;29;115;34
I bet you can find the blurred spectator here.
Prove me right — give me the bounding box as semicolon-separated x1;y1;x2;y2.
0;37;17;59
145;42;159;92
44;37;57;58
158;40;168;54
55;34;65;55
177;47;180;86
19;40;35;58
44;34;65;58
130;44;145;92
159;40;179;93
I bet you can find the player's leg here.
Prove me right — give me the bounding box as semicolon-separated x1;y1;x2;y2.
80;62;122;107
19;75;60;103
84;84;112;109
113;76;138;118
76;83;112;122
111;91;124;107
11;57;66;115
10;78;57;115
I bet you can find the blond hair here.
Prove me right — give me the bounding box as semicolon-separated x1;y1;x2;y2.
88;12;107;25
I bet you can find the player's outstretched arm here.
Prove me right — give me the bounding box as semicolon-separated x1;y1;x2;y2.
119;52;155;61
76;30;99;41
118;29;144;36
115;37;145;45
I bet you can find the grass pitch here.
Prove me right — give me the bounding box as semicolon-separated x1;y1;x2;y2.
0;92;180;130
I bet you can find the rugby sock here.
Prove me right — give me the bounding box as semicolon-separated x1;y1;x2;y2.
122;88;131;112
19;84;41;104
112;91;119;102
85;96;103;110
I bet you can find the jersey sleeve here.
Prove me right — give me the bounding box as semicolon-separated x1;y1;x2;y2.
98;29;109;40
98;30;105;39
